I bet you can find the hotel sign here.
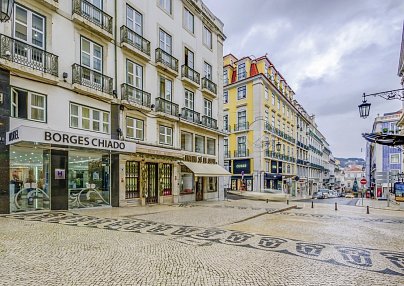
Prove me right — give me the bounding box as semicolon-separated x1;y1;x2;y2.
6;126;136;153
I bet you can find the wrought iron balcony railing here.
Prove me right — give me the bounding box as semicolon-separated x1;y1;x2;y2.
155;48;178;72
181;107;200;124
72;63;113;95
224;125;231;133
121;83;151;108
224;150;231;159
202;77;217;94
201;115;218;129
120;26;150;56
181;65;200;85
234;121;249;132
234;149;249;158
73;0;113;34
0;34;58;76
155;97;179;116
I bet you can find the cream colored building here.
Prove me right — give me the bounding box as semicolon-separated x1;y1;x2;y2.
0;0;227;214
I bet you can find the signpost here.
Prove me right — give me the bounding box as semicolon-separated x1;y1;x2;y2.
360;177;367;206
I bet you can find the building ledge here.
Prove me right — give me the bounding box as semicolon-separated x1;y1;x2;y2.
0;59;59;84
121;100;152;112
201;87;217;99
156;62;179;77
72;14;113;41
181;76;200;89
72;83;114;102
34;0;59;10
121;42;151;62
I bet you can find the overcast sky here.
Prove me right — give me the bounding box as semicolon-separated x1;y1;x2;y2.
204;0;404;158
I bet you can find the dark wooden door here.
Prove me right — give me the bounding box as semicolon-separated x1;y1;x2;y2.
145;163;158;204
196;177;203;201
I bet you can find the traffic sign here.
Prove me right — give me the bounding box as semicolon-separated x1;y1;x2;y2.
360;178;367;185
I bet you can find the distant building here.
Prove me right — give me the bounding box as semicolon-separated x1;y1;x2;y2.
344;165;365;192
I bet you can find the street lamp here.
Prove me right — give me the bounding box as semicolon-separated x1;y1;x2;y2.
358;88;404;119
276;140;281;152
0;0;14;22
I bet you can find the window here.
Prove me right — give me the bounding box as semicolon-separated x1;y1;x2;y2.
159;29;172;54
237;86;246;100
390;154;400;164
265;88;269;100
238;110;246;126
223;69;228;85
237;136;246;155
81;37;102;72
183;8;194;33
185;48;194;68
277;97;280;110
126;161;140;199
159;0;172;14
204;62;212;80
11;88;46;122
264;64;269;77
204;99;212;117
70;103;109;133
195;135;205;153
271;115;275;127
223;91;228;104
265;110;269;123
207;138;215;155
126;117;144;140
159;125;173;145
224;138;229;156
238;63;246;80
127;60;143;89
282;103;285;114
126;5;143;36
181;131;193;151
159;76;172;100
223;115;229;131
203;26;212;49
14;5;45;49
208;177;217;192
185;89;194;109
272;93;275;105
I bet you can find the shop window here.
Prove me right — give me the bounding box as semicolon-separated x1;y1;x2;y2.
208;177;217;192
181;131;193;151
181;173;193;194
70;103;110;133
207;138;215;155
159;125;173;145
125;161;140;199
161;163;172;196
195;135;205;153
126;117;144;140
11;88;47;122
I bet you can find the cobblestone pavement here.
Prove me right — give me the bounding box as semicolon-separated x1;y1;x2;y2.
0;199;403;285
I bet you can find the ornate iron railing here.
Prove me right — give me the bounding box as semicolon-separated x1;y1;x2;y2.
155;97;179;116
181;107;200;124
121;83;151;108
234;149;249;158
202;77;217;94
155;48;178;72
0;34;58;76
120;26;150;56
72;63;113;94
234;121;249;132
201;115;217;129
73;0;113;34
181;65;200;85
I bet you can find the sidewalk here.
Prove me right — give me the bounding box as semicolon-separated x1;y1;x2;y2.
355;198;403;211
227;190;288;202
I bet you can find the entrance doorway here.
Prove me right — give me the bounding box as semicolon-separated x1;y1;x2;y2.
196;177;203;201
145;163;158;204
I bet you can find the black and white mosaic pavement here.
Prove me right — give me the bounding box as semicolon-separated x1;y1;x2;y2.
6;211;404;277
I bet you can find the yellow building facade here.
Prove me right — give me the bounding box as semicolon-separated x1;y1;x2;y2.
223;54;298;194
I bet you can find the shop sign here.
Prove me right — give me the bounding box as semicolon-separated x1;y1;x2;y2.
233;159;250;174
55;169;66;180
6;126;136;152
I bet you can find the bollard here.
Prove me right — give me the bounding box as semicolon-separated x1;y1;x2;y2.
335;202;337;211
266;199;269;203
287;199;289;205
366;206;369;214
311;201;314;208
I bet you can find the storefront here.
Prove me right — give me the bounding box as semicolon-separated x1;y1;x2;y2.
264;173;282;190
5;126;136;213
231;159;252;191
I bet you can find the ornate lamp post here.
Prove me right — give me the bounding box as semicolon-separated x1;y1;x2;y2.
0;0;14;22
358;88;404;119
276;140;281;152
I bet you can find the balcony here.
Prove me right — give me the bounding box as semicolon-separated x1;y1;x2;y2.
224;125;231;133
155;48;178;76
72;0;113;40
34;0;59;10
120;26;150;60
72;64;113;100
181;65;200;88
234;149;250;158
201;115;218;129
224;151;231;159
181;107;200;124
201;77;217;97
121;83;151;110
234;121;249;132
155;97;179;117
0;34;58;83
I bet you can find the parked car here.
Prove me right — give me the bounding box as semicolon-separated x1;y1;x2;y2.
345;193;355;198
312;191;325;199
319;189;331;198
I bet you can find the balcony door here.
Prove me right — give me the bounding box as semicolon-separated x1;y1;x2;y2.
184;89;195;121
13;5;45;65
82;0;102;25
81;37;103;89
159;29;172;65
126;5;143;48
127;60;143;103
237;136;246;157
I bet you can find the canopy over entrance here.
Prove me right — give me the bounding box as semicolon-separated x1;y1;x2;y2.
181;162;231;177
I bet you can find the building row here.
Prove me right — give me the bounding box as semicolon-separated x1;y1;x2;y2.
0;0;229;214
222;54;336;197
